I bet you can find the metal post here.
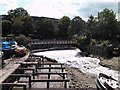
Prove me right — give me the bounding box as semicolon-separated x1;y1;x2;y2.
47;81;49;89
33;69;35;79
64;81;67;88
0;15;3;68
29;76;31;88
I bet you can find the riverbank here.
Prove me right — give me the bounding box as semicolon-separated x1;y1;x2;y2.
65;65;97;89
33;48;119;89
99;56;120;71
65;56;120;89
1;49;119;89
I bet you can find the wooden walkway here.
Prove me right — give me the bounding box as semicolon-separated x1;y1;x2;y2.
0;64;20;83
30;40;76;45
1;53;70;90
30;40;77;50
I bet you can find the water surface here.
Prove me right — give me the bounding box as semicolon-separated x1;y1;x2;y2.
34;48;119;80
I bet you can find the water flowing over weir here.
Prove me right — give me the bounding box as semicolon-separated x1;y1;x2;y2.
33;48;119;80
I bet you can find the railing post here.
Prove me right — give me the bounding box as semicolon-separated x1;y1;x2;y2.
64;81;67;88
29;76;31;88
33;69;35;79
47;81;49;89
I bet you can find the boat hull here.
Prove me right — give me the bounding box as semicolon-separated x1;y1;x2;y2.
95;73;118;90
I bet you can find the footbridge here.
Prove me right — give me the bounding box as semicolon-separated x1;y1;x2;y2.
30;40;77;50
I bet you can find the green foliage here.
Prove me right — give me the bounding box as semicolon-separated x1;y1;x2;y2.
2;20;12;36
99;40;111;47
69;16;85;39
14;34;31;47
86;15;98;39
98;8;118;40
7;34;14;37
75;35;90;51
90;39;111;47
8;7;29;18
7;7;34;36
2;7;120;52
35;19;56;39
90;39;97;45
12;15;34;36
58;16;71;39
12;17;24;35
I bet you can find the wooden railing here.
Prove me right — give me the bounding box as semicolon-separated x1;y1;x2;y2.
30;40;77;50
30;40;77;45
1;54;70;89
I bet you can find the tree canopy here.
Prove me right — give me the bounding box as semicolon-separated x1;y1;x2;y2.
8;7;29;18
2;20;11;37
2;7;120;46
6;8;34;36
98;8;118;41
58;16;70;39
69;16;85;39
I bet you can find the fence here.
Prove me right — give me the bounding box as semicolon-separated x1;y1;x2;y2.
86;45;110;58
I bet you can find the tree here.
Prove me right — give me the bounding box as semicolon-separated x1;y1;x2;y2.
69;16;85;38
86;15;98;39
36;19;56;39
8;7;29;18
2;20;12;36
57;16;70;39
116;21;120;42
12;16;34;36
12;17;23;35
20;16;34;35
8;7;34;36
98;8;118;41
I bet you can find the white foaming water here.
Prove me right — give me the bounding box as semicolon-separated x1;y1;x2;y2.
33;48;119;80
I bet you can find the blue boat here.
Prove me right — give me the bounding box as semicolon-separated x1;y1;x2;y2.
2;41;16;59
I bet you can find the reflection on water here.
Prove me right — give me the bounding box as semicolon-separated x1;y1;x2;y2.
33;48;119;80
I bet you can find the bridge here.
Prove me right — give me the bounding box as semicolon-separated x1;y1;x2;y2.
30;40;77;50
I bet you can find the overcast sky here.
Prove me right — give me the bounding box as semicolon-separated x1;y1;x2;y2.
0;0;119;21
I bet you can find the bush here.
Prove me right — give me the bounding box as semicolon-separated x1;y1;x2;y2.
90;39;111;47
90;39;97;45
99;40;110;47
76;36;90;51
14;34;31;48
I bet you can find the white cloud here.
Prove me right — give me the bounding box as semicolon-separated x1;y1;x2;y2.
25;0;119;21
0;0;18;14
25;0;81;19
0;0;119;21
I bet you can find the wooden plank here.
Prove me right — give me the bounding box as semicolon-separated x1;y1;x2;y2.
37;67;65;72
31;79;69;89
17;68;35;79
20;62;38;65
34;72;67;75
34;72;67;79
31;79;69;82
0;64;20;83
10;74;31;77
1;83;27;90
37;67;65;69
17;68;35;70
38;63;64;65
20;62;38;72
9;74;31;88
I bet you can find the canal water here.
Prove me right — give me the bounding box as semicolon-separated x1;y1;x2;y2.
33;48;119;80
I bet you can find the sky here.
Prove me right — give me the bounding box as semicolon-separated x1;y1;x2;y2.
0;0;119;21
